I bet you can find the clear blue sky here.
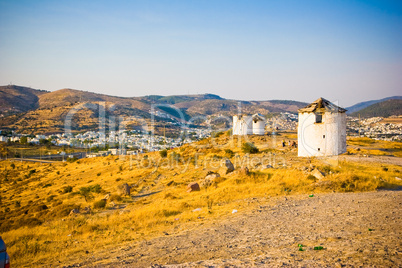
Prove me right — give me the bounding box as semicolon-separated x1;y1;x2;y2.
0;0;401;106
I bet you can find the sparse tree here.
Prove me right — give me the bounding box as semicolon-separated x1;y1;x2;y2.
20;136;28;144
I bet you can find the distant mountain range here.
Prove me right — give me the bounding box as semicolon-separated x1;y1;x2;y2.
350;99;402;118
0;85;400;133
346;96;402;114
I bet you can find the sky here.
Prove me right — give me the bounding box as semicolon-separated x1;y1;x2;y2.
0;0;401;107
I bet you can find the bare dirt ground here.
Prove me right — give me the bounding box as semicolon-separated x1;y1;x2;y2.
340;155;402;166
67;190;402;268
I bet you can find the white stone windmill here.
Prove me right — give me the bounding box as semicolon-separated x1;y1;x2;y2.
233;113;265;135
298;98;347;157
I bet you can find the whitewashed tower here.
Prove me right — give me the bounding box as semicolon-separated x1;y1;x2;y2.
298;98;347;157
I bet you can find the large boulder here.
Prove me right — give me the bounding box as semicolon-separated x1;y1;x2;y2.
187;182;200;192
117;183;131;196
224;159;235;174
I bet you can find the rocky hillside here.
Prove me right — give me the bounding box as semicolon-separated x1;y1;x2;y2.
0;85;307;133
0;85;48;114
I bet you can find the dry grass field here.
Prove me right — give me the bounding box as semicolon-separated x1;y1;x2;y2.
0;134;401;267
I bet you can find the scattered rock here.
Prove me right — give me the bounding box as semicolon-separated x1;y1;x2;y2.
69;208;79;216
82;207;92;214
240;166;249;176
187;182;200;192
103;194;110;200
200;172;221;188
308;164;316;172
117;183;131;196
311;169;325;180
224;159;235;174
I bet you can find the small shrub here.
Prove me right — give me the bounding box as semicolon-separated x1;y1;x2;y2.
307;175;317;181
224;149;235;158
30;204;48;213
46;195;56;202
16;217;42;228
160;149;168;158
43;183;52;188
42;203;75;219
93;199;106;209
109;194;122;202
161;209;181;217
66;157;78;163
63;185;73;193
90;184;102;193
169;152;181;161
382;167;388;172
10;163;15;169
97;172;101;176
212;131;224;138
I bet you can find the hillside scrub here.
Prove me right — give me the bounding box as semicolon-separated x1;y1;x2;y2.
0;135;401;266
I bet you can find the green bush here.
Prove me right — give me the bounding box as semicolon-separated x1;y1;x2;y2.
46;195;56;202
66;157;78;163
242;142;259;154
90;184;102;193
169;152;181;161
224;149;235;158
306;175;317;181
63;185;73;193
159;149;168;158
93;199;106;209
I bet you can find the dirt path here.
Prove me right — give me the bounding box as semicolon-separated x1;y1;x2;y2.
67;191;402;268
340;155;402;166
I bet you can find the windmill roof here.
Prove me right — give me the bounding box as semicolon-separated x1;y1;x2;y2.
298;97;347;113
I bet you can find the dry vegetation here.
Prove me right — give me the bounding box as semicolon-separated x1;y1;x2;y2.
0;135;401;267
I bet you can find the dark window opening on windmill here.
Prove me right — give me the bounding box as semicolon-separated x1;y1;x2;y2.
315;113;322;123
318;148;320;151
323;135;325;138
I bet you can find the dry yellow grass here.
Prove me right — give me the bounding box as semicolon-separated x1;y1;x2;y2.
0;135;401;266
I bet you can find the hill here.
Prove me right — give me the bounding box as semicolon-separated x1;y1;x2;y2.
0;85;48;114
346;96;402;114
0;85;307;134
351;99;402;118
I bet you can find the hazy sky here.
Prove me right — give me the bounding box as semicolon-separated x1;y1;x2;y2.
0;0;401;106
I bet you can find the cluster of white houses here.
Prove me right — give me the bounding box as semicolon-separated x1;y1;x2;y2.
232;97;347;157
